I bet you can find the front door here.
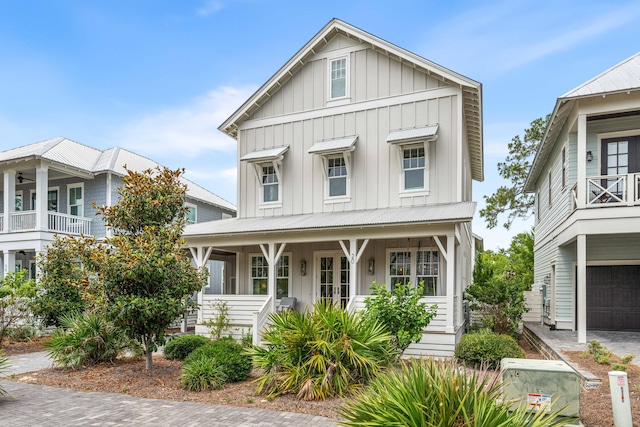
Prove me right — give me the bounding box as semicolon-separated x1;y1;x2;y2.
317;254;350;308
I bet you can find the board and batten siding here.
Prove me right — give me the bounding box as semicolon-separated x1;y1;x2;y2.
249;40;446;122
238;94;460;218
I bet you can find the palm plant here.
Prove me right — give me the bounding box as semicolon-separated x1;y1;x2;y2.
0;349;9;396
246;300;395;400
338;358;578;427
46;312;142;369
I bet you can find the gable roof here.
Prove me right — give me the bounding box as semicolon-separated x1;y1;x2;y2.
219;18;483;181
524;52;640;192
0;137;236;211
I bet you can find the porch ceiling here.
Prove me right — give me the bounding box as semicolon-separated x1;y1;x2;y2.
184;202;475;239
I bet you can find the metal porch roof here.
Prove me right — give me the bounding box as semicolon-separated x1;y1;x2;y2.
183;202;476;238
308;136;358;154
240;146;289;162
386;125;439;144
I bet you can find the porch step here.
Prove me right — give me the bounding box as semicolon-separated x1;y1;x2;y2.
522;325;602;389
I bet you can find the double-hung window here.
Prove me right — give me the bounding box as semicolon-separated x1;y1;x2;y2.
308;136;357;201
403;146;426;190
327;156;347;197
185;203;197;225
250;254;290;299
388;248;443;296
386;125;438;195
240;146;289;207
329;57;348;100
68;184;83;217
262;165;279;203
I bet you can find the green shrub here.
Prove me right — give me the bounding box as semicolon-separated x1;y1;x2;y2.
181;354;227;391
363;281;437;353
338;358;577;427
185;337;251;383
245;300;395;400
622;354;635;364
586;340;612;365
6;324;38;342
0;349;8;396
163;334;210;361
611;363;627;372
45;312;142;369
454;331;524;368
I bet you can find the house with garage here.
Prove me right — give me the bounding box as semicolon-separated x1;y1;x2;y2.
0;137;235;283
183;18;483;356
524;52;640;341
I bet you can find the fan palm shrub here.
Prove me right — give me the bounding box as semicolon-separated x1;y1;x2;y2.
338;358;578;426
0;349;9;396
246;300;395;400
46;312;142;369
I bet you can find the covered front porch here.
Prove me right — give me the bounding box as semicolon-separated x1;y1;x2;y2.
184;204;475;357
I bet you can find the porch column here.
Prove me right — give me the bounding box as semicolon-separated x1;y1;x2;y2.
577;234;587;343
3;170;15;233
339;238;369;309
576;114;587;209
259;242;286;313
446;235;455;333
189;246;213;329
35;165;49;231
3;250;15;277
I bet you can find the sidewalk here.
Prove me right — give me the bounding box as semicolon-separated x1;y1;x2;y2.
0;352;338;426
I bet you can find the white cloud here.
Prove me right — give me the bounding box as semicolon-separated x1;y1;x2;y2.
184;166;238;204
197;0;225;16
117;85;257;158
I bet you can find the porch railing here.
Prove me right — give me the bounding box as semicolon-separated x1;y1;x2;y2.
48;212;92;235
349;295;448;332
583;173;640;207
3;211;91;235
197;294;270;341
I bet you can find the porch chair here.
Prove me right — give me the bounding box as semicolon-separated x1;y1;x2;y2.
277;297;297;312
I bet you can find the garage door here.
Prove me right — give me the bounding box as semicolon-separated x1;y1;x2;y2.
586;265;640;331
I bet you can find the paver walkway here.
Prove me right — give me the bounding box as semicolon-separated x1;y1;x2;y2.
0;352;338;427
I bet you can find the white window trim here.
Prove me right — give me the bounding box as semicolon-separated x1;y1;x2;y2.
251;160;283;208
312;250;350;304
249;252;292;299
29;186;60;211
327;54;350;103
185;202;197;225
385;247;444;296
67;183;84;217
14;190;23;212
561;146;567;191
322;152;352;202
396;141;430;196
48;186;60;212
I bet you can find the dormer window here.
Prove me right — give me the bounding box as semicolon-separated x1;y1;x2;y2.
329;57;348;100
386;125;438;195
308;136;357;201
240;146;289;207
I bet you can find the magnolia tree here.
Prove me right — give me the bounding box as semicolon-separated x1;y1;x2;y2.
39;167;208;370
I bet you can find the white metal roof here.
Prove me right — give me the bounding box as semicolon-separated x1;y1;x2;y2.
219;18;483;182
525;51;640;192
240;146;289;162
386;125;439;144
561;52;640;99
308;136;358;154
0;137;236;212
184;202;475;237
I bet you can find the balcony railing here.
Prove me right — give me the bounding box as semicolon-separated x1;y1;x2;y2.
4;210;91;235
572;173;640;211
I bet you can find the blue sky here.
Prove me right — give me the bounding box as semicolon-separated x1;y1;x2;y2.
1;0;639;250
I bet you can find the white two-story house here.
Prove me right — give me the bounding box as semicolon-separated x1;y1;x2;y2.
525;52;640;341
0;137;236;282
184;19;483;356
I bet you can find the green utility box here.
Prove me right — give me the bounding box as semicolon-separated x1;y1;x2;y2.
501;358;580;418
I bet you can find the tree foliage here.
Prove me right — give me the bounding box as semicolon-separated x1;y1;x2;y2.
480;115;550;229
39;167;208;370
465;231;534;336
0;271;37;347
33;238;86;327
363;282;437;353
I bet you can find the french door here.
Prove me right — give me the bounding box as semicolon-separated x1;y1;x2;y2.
317;253;350;308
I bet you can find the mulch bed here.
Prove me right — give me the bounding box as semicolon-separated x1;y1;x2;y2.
1;336;49;356
4;336;640;425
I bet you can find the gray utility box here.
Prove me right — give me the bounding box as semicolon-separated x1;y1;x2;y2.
501;358;580;418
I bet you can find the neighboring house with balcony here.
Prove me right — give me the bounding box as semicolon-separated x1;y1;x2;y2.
0;137;236;281
184;19;483;357
524;52;640;341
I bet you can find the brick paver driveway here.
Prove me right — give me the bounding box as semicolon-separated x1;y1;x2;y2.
0;382;338;427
